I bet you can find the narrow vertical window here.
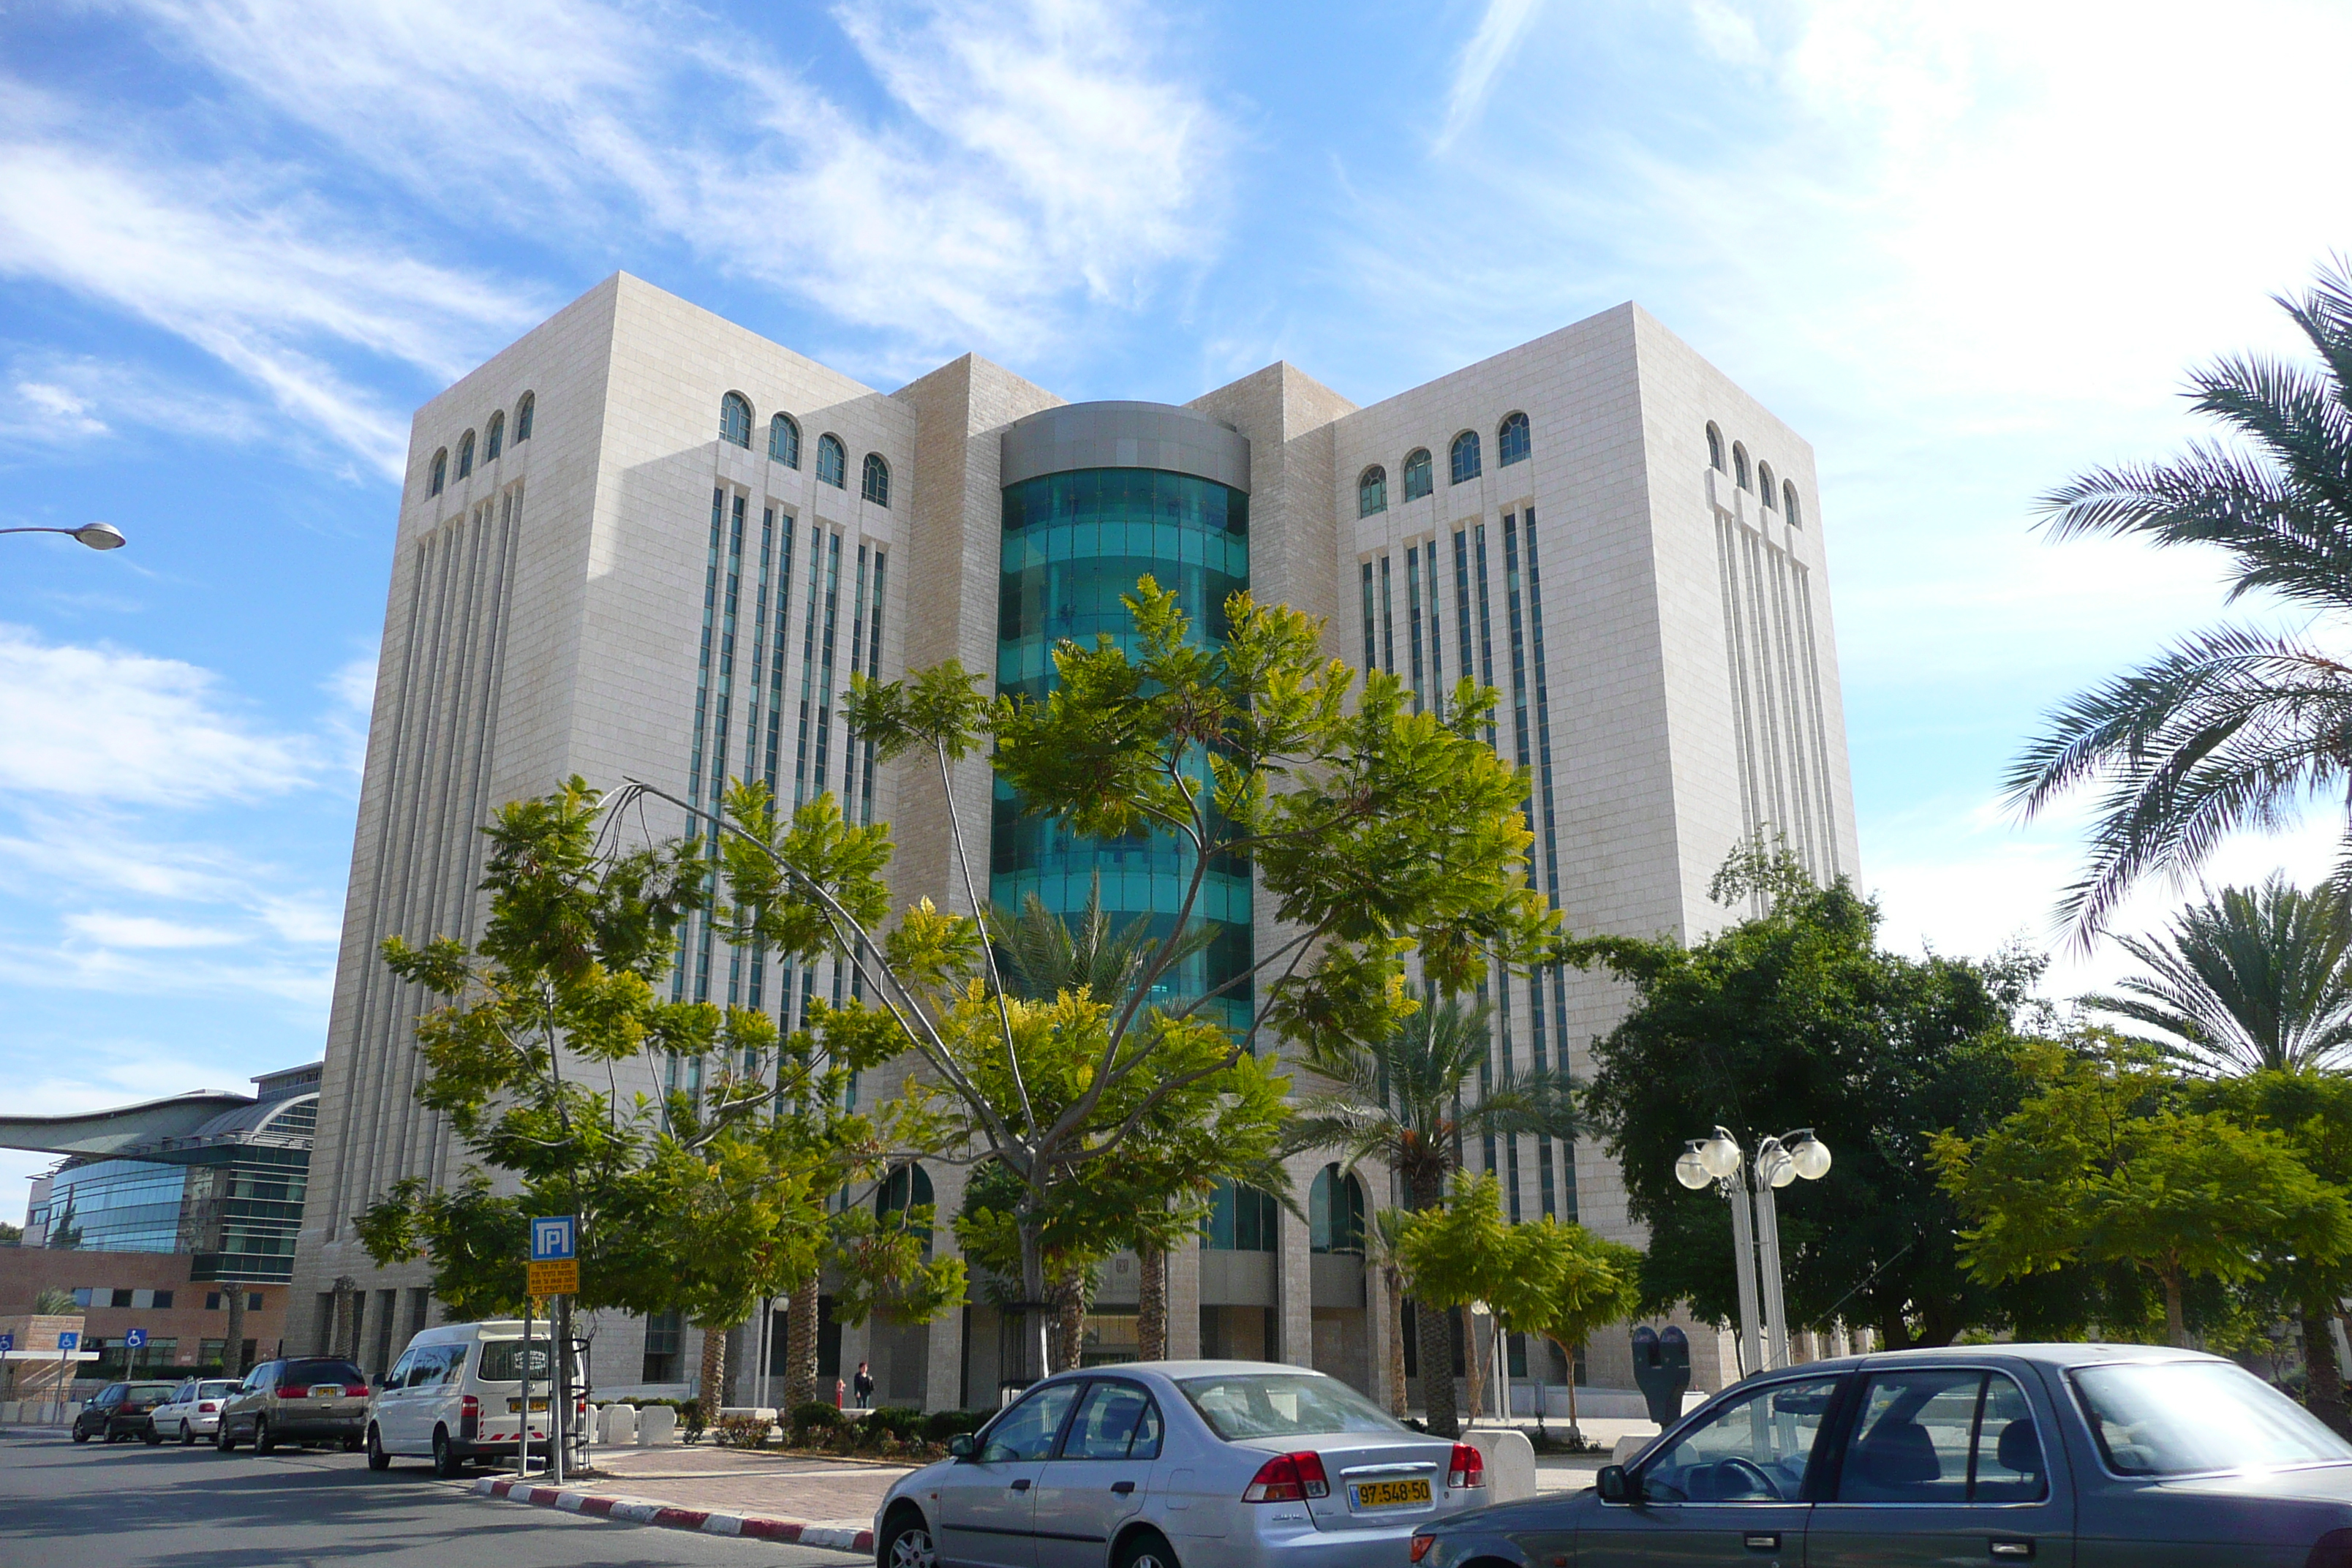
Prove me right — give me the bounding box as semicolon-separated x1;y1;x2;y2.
429;449;447;497
1379;553;1395;674
860;551;887;826
811;532;843;793
843;544;871;808
1472;523;1496;745
1498;411;1531;467
764;514;797;794
1358;465;1387;517
1784;482;1803;527
720;393;753;448
1360;561;1377;676
1526;509;1572;1221
1450;430;1482;485
1758;461;1777;507
747;507;777;1014
484;410;505;463
769;412;801;467
676;488;727;1002
1403;448;1434;502
456;429;475;480
1705;422;1724;472
699;494;747;1005
792;528;827;804
1406;545;1425;712
861;453;890;508
1425;535;1444;716
817;434;847;489
513;392;534;442
1733;442;1751;490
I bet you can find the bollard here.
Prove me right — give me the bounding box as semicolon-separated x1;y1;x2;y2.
636;1405;678;1447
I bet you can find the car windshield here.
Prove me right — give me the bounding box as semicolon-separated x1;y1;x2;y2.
477;1341;581;1384
2073;1360;2352;1476
199;1381;241;1399
282;1360;364;1388
1180;1373;1403;1441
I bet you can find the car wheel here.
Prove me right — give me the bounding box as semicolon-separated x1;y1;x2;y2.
214;1423;236;1452
879;1510;938;1568
252;1416;276;1455
431;1426;461;1480
71;1425;91;1444
143;1422;162;1447
366;1425;391;1472
180;1421;196;1447
1113;1529;1180;1568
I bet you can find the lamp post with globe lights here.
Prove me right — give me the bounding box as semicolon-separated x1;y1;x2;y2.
1675;1126;1831;1376
0;521;127;550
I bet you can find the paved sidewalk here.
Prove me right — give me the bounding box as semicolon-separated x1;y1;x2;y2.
473;1446;913;1553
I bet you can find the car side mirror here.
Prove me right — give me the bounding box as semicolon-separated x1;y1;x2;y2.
1596;1465;1640;1504
947;1433;979;1460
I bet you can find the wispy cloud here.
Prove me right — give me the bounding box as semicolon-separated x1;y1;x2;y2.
1435;0;1547;153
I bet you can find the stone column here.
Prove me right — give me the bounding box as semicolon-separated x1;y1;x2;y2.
1278;1151;1319;1368
331;1277;359;1362
924;1158;968;1411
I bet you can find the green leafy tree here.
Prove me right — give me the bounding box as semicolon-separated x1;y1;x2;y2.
1288;995;1579;1436
0;1220;20;1245
1934;1044;2352;1348
672;578;1548;1383
2087;876;2352;1075
1395;1173;1513;1423
1571;847;2048;1349
2008;263;2352;940
1520;1230;1644;1444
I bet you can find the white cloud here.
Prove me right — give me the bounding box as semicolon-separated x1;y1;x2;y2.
0;353;273;454
0;623;320;804
63;912;241;949
1436;0;1547;153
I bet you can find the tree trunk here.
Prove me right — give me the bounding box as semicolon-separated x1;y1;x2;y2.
223;1285;247;1375
1049;1275;1087;1373
2307;1305;2351;1436
698;1322;727;1424
1462;1310;1486;1425
1405;1169;1458;1438
1137;1246;1167;1362
2163;1269;2188;1349
1384;1268;1409;1418
783;1277;821;1410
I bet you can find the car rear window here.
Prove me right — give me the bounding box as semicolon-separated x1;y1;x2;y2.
281;1360;364;1388
129;1383;179;1401
1179;1372;1403;1440
2073;1360;2352;1476
200;1381;241;1399
477;1341;579;1384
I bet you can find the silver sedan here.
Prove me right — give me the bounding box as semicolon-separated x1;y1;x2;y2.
874;1360;1491;1568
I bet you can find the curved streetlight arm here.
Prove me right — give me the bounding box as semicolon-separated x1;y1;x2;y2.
0;523;127;551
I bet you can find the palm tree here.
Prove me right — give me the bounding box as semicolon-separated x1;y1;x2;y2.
2007;262;2352;941
2084;875;2352;1074
1288;995;1580;1438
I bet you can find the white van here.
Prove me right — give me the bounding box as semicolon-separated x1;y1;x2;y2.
363;1319;587;1478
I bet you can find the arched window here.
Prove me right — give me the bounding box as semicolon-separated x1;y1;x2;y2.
514;392;535;442
429;448;447;497
720;392;753;448
1402;448;1434;502
456;429;475;480
1450;430;1482;485
1358;466;1388;518
1784;481;1802;527
1309;1164;1366;1255
816;434;847;488
862;452;891;508
1498;411;1531;467
484;410;505;464
1705;423;1725;472
876;1163;935;1255
1733;442;1751;490
1757;461;1776;507
1201;1179;1278;1251
769;412;800;468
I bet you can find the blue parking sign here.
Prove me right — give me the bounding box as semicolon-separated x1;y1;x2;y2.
0;1333;13;1352
126;1327;148;1349
530;1215;576;1262
58;1331;78;1351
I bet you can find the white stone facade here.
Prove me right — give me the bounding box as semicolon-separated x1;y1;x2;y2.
289;274;1857;1408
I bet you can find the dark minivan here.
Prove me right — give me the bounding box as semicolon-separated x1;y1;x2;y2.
216;1357;370;1453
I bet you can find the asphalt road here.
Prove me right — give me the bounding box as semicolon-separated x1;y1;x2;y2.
0;1431;866;1567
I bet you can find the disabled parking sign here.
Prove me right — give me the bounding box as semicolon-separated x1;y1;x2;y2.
126;1327;148;1349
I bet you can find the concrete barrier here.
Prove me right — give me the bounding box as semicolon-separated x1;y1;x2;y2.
636;1406;677;1447
1612;1434;1651;1467
599;1404;637;1446
1462;1427;1537;1502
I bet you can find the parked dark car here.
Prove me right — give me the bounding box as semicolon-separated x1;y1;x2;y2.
216;1357;370;1454
70;1381;181;1444
1412;1343;2352;1568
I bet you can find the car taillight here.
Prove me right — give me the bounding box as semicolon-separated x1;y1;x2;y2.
197;1403;218;1413
461;1395;479;1415
1243;1450;1330;1502
1447;1442;1485;1489
345;1384;369;1397
1409;1534;1436;1564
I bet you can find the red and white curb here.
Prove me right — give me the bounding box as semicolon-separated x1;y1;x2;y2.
474;1476;874;1554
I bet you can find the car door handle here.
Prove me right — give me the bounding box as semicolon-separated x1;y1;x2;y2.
1743;1534;1780;1552
1010;1479;1031;1492
1112;1482;1135;1495
1989;1542;2035;1561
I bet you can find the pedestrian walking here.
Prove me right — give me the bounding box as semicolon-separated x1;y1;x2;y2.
853;1360;875;1410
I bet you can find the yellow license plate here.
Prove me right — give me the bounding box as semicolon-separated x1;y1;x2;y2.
1352;1479;1432;1508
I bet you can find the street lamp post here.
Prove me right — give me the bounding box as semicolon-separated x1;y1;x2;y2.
0;522;127;550
1675;1126;1831;1377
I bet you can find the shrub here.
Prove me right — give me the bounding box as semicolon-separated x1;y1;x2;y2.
922;1409;989;1441
865;1406;924;1443
791;1401;842;1433
712;1414;773;1450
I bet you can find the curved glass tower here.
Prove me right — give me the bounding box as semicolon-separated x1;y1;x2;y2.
992;402;1254;1029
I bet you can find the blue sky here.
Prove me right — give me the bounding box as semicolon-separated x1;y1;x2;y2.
4;0;2351;1207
